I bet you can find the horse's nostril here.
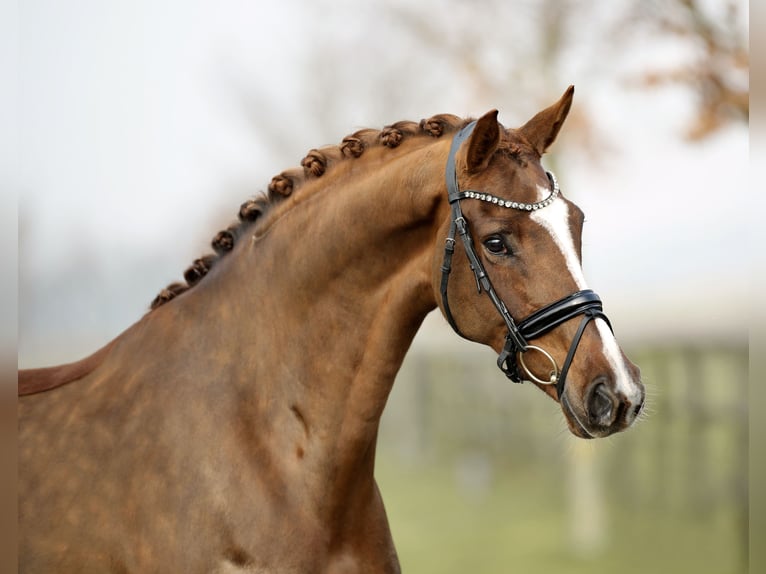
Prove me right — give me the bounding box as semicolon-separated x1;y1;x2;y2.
588;382;614;424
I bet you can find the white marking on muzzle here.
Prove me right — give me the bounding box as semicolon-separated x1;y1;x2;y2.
530;188;640;400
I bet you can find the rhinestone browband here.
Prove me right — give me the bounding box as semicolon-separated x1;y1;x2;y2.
459;171;560;212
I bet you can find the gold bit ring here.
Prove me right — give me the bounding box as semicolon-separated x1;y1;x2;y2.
517;345;560;386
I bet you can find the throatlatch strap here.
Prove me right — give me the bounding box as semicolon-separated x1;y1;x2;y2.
439;218;460;334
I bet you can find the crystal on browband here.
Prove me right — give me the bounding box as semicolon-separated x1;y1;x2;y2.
460;170;560;211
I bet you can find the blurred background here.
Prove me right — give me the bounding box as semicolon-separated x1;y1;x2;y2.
16;1;749;572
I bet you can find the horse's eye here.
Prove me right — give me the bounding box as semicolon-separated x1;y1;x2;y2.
483;236;509;255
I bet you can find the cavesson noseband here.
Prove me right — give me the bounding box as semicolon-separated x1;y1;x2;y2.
440;121;612;399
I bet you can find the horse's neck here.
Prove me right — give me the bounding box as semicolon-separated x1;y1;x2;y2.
160;139;448;498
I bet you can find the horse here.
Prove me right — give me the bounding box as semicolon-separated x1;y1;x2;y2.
18;86;645;573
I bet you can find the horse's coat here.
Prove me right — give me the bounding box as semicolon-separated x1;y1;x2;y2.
19;88;644;573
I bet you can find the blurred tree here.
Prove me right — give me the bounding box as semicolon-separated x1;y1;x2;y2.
628;0;749;140
385;0;748;146
382;0;606;165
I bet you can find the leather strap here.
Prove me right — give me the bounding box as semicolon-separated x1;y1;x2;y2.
518;290;608;340
556;307;612;398
439;218;460;334
440;121;528;350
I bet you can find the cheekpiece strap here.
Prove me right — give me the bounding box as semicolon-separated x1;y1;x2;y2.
445;121;477;203
440;121;527;353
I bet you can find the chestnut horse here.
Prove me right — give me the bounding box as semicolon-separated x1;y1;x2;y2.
19;87;644;573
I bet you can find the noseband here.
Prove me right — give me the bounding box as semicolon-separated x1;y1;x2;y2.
440;121;612;399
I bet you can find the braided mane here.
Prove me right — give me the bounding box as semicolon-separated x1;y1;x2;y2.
149;114;470;310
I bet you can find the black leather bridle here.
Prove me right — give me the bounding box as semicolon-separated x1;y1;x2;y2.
439;121;612;399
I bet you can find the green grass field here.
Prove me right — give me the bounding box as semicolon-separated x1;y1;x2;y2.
374;344;748;573
376;456;745;574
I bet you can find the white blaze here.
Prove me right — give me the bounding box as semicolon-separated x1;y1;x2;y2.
530;186;640;399
529;189;587;290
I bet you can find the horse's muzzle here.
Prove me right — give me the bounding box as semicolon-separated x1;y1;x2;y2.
564;373;646;438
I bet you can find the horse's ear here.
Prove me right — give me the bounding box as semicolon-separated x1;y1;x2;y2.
518;85;574;155
465;109;500;173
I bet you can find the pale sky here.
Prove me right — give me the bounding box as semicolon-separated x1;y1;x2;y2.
16;0;749;366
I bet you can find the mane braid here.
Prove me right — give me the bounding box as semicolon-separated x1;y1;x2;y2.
148;113;469;310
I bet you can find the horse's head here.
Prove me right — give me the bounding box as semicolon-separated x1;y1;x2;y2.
434;87;644;438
